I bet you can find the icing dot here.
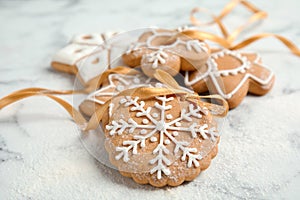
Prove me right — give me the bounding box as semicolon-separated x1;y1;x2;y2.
230;71;238;75
221;71;229;76
175;122;181;127
166;114;173;120
173;131;179;136
155;83;163;88
142;119;149;124
140;129;147;134
120;98;127;104
150;137;157;142
116;85;125;91
152;113;159;118
164;139;171;145
133;78;140;84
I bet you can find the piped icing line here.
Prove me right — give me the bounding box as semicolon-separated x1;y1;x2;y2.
185;50;274;99
72;33;105;45
106;95;216;179
86;73;152;105
87;73;193;105
126;29;208;55
211;50;251;77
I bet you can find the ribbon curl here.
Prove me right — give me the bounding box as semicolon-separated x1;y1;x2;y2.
187;0;300;56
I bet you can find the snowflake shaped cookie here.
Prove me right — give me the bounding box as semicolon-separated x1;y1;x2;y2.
104;94;219;187
185;49;275;108
122;29;210;77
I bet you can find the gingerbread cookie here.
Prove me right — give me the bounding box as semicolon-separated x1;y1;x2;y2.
51;31;119;85
184;49;275;109
79;72;152;116
103;92;219;187
122;29;210;77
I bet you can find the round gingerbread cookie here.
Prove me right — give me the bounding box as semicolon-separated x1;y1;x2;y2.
103;92;219;187
122;29;210;77
185;49;275;109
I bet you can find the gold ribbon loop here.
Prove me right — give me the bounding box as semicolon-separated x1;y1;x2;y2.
186;94;228;118
0;84;229;132
231;33;300;56
0;88;87;126
189;0;300;57
153;69;228;117
85;66;140;92
153;69;182;90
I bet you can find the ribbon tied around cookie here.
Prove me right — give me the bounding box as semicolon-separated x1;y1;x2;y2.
0;68;228;132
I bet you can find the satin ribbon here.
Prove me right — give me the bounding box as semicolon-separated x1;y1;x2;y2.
188;0;300;56
0;70;228;132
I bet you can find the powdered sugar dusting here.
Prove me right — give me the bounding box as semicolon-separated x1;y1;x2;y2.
0;0;300;199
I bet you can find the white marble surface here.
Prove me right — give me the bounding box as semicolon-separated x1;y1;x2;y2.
0;0;300;199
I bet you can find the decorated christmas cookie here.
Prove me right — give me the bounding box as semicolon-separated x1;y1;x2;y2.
51;31;119;85
122;29;210;77
103;92;220;187
80;72;152;116
184;49;275;109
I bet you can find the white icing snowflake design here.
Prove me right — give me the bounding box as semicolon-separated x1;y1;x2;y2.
106;95;217;179
144;49;169;68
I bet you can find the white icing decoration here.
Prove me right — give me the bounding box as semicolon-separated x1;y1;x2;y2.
166;114;173;120
144;49;168;68
185;49;274;99
87;74;193;105
173;131;178;136
109;103;114;117
52;44;98;66
71;33;104;45
126;29;208;55
106;95;217;179
150;137;157;142
52;31;119;83
164;139;171;145
154;83;163;88
186;40;208;53
86;73;152;105
152;113;159;118
142;119;149;124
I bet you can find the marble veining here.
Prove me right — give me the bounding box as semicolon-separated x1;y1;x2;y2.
0;0;299;199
